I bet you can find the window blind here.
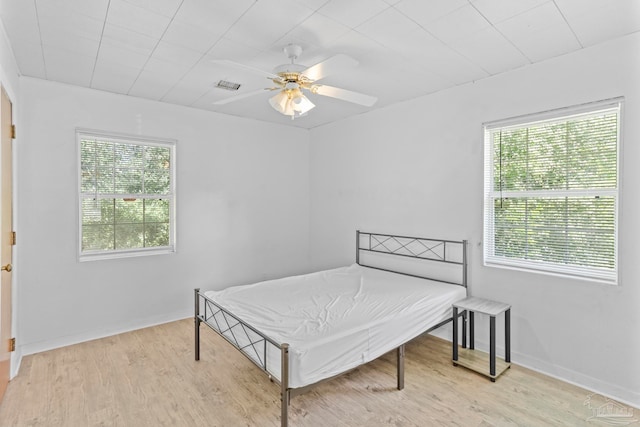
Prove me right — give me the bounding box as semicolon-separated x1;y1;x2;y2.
78;130;176;260
483;100;621;284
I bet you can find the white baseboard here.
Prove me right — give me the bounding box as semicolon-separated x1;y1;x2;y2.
10;350;21;379
430;329;640;409
510;350;640;410
17;310;192;360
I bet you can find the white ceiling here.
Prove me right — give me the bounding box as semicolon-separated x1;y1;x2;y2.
1;0;638;129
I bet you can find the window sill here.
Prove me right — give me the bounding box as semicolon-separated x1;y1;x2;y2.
483;259;618;286
79;246;175;262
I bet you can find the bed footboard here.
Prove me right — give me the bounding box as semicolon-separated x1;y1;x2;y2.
194;288;292;426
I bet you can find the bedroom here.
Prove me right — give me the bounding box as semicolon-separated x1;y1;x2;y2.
0;0;638;425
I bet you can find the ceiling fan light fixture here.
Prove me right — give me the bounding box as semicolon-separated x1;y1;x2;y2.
269;91;290;114
291;92;315;113
269;89;315;118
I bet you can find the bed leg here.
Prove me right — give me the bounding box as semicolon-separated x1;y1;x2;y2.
397;344;405;390
281;343;290;427
195;288;201;361
462;310;468;349
452;306;458;364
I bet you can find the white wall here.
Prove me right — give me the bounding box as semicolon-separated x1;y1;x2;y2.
17;78;310;355
309;33;640;407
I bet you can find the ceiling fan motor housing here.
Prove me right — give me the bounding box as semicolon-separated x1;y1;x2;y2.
272;63;306;77
283;43;303;61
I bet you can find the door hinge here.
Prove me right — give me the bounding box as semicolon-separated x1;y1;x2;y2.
10;124;15;139
9;337;15;352
11;231;16;246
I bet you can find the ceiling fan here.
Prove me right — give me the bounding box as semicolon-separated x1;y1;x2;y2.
212;44;377;119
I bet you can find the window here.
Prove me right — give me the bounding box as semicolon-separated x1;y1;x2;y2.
483;99;621;284
78;130;176;261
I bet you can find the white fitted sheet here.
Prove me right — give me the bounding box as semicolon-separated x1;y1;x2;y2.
204;264;466;389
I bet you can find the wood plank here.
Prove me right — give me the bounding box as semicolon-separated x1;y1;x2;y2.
453;347;511;379
0;319;636;426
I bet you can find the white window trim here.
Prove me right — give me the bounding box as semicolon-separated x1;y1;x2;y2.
76;128;177;262
482;98;623;285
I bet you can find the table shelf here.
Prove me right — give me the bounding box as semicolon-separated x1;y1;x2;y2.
453;348;510;380
452;296;511;382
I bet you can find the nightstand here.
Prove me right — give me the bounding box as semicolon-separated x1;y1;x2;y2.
452;296;511;381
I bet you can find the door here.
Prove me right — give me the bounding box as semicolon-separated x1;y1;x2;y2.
0;86;13;401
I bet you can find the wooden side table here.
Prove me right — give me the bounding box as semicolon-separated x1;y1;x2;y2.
452;296;511;381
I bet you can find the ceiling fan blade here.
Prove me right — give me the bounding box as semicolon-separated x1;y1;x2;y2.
211;59;283;81
302;54;358;81
311;85;377;107
213;88;273;105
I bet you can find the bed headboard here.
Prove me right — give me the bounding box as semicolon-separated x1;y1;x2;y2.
356;230;468;287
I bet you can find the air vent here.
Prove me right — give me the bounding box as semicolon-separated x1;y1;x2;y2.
215;80;241;91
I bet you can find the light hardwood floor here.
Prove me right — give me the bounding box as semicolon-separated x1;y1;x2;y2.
0;319;635;426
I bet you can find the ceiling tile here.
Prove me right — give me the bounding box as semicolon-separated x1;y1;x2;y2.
11;42;47;78
101;24;158;56
496;2;582;61
326;30;386;61
393;0;468;26
97;39;151;70
128;68;177;99
470;0;549;24
284;13;351;48
555;0;640;47
35;0;109;21
422;4;491;44
206;37;264;62
496;1;567;38
339;50;452;105
106;0;171;40
451;26;530;75
35;5;106;43
173;57;221;83
160;19;223;54
355;7;487;85
161;80;210;106
41;31;100;59
414;42;490;84
173;0;256;34
295;0;331;10
38;13;104;45
91;59;140;94
224;0;316;50
120;0;183;18
506;23;582;62
43;47;95;86
0;0;42;46
142;57;192;81
151;41;202;69
319;0;390;29
356;7;435;51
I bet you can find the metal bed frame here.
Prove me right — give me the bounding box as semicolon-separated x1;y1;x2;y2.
194;230;468;427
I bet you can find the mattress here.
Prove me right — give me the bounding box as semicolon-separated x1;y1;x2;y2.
203;263;467;389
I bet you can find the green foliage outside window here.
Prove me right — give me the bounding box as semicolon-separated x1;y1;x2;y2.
79;135;174;256
485;103;619;283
